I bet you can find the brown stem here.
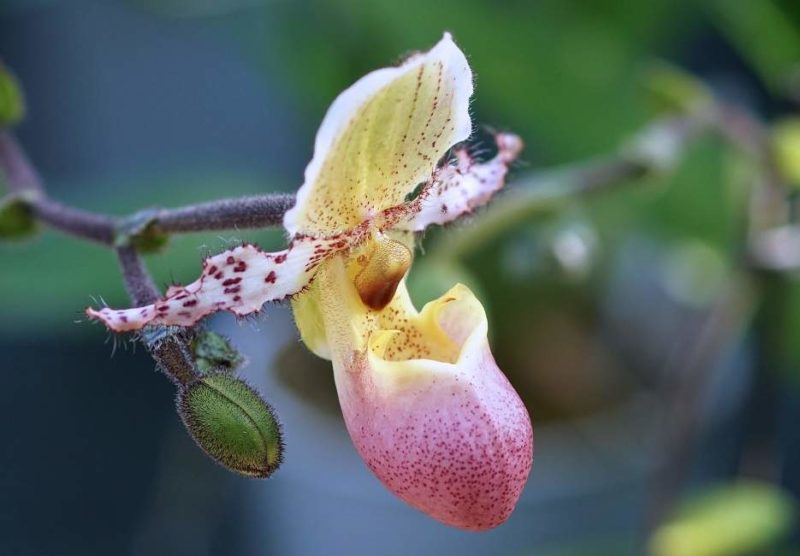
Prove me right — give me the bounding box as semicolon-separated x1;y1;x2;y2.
116;245;198;388
153;193;295;233
0;130;44;196
0;132;295;244
32;197;116;245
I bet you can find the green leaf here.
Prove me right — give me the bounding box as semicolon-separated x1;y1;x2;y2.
0;196;38;240
0;63;25;127
650;481;796;556
772;118;800;189
641;62;712;117
190;329;244;374
115;209;170;253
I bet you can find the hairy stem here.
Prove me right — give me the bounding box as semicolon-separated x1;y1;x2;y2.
153;193;295;233
33;197;116;245
0;131;295;244
0;130;44;196
116;245;198;387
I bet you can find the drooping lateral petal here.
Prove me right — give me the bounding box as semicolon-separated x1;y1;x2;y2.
306;255;533;530
86;236;353;332
283;32;473;236
395;132;523;232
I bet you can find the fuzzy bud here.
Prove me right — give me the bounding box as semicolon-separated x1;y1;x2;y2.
178;373;283;478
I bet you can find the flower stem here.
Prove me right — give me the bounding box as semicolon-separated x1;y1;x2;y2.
116;245;198;387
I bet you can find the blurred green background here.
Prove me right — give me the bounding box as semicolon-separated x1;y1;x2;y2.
2;1;800;555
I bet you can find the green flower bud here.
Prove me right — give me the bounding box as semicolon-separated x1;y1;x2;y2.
190;330;244;374
0;195;38;240
0;63;25;127
178;373;283;478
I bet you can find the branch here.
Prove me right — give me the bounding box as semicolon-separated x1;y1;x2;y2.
152;193;295;233
0;130;44;196
116;245;198;387
32;198;116;245
0;130;295;245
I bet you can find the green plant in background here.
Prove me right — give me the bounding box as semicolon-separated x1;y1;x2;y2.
650;482;796;556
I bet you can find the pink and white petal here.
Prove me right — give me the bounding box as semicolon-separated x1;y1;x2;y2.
284;32;473;236
307;255;533;530
86;236;352;333
339;283;533;531
394;132;523;232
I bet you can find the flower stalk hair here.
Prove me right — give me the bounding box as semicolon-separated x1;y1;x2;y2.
86;33;532;531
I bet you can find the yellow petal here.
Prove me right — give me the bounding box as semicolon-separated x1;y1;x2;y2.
283;32;473;236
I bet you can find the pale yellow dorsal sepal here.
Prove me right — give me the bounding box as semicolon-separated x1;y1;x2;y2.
283;32;474;237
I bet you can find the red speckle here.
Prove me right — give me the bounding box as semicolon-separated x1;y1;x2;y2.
223;286;241;294
265;271;277;284
226;256;236;265
274;254;287;264
182;299;198;307
222;277;242;286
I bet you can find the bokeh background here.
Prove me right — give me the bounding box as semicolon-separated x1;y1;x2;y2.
2;1;800;554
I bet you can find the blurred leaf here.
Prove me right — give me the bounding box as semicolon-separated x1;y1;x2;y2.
710;0;800;94
641;62;713;117
0;62;25;127
650;481;796;556
772;118;800;189
0;195;38;240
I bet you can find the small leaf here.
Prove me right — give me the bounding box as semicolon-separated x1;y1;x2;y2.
772;118;800;189
0;195;38;240
178;373;283;478
115;209;169;253
0;63;25;127
650;481;796;556
190;329;244;374
642;62;712;116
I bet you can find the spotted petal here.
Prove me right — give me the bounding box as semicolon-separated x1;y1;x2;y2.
86;236;354;332
397;132;523;231
283;32;473;236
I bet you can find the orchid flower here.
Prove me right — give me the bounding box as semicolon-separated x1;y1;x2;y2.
87;33;533;531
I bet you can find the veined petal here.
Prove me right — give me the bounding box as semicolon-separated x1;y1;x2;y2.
283;32;473;236
305;254;533;530
86;235;353;332
396;132;523;231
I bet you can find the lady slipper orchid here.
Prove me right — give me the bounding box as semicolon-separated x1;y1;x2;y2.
87;33;533;531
